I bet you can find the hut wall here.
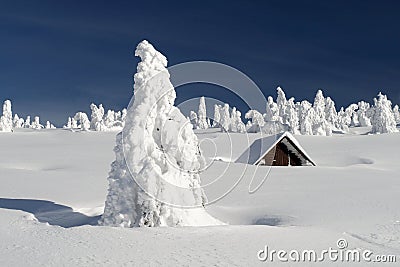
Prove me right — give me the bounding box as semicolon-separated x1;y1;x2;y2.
273;143;289;166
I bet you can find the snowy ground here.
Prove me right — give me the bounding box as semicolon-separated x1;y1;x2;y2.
0;128;399;266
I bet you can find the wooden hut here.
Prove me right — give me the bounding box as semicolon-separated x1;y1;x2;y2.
236;132;316;166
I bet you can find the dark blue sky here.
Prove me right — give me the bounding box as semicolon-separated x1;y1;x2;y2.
1;0;399;126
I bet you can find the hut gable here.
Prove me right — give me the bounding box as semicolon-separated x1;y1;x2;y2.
236;132;316;166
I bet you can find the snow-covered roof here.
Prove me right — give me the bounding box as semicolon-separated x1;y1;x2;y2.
236;132;316;166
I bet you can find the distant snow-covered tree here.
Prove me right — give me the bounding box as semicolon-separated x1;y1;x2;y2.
13;114;24;128
265;96;279;122
104;110;115;129
197;96;209;129
90;103;106;131
285;97;300;134
313;90;326;120
45;121;56;129
229;107;246;133
64;117;72;129
346;104;359;127
24;116;31;128
31;116;44;129
212;104;221;128
324;97;338;127
219;103;231;132
71;117;77;129
335;104;357;131
299;100;313;135
0;100;13;132
393;104;400;125
336;107;349;132
74;112;91;131
370;92;397;133
276;87;287;119
357;101;372;127
189;111;198;129
121;108;127;124
302;108;315;135
229;107;238;132
245;109;265;133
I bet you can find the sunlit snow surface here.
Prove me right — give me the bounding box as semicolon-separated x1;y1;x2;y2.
0;127;399;266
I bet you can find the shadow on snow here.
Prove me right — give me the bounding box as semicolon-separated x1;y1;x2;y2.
0;198;100;228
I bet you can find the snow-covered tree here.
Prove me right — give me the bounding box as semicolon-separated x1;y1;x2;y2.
325;97;338;127
336;107;349;132
299;100;313;135
245;109;265;133
308;90;330;135
0;100;13;132
24;116;31;128
276;87;287;119
71;117;78;129
229;107;246;133
212;104;221;128
302;108;315;135
219;103;231;132
334;103;358;131
45;121;56;129
197;96;209;129
357;101;372;127
121;108;127;123
189;111;198;129
100;40;220;228
393;105;400;125
313;90;326;120
285;97;300;134
74;112;90;131
104;110;115;128
90;103;106;131
64;117;72;129
13;114;24;128
114;110;121;122
370;92;397;133
31;116;44;129
265;96;279;122
347;104;358;126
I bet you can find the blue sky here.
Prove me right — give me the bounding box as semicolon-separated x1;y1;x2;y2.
0;0;399;126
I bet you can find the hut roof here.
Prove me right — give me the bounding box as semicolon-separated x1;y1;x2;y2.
235;132;316;166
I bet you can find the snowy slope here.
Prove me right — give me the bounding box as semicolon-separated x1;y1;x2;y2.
0;128;399;266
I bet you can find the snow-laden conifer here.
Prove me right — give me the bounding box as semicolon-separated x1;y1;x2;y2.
13;114;24;128
0;100;13;132
219;103;231;132
189;111;198;129
393;104;400;125
245;109;265;133
74;112;91;131
357;101;372;127
212;104;221;128
197;96;209;129
90;103;106;131
100;40;221;227
31;116;44;129
370;92;397;133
